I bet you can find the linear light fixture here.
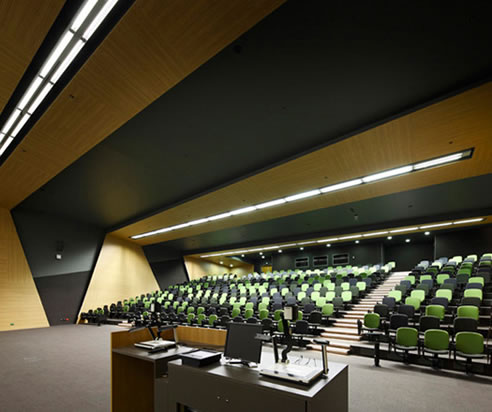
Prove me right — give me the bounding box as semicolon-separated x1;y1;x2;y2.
0;0;120;160
131;148;473;239
198;215;486;258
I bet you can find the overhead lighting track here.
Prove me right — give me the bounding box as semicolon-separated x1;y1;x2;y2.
197;216;486;258
0;0;121;160
131;148;474;240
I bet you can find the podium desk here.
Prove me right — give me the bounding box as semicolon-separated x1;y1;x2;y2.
167;359;348;412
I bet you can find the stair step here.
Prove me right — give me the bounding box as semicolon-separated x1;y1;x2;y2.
322;333;361;342
309;344;350;355
323;327;359;335
333;323;358;329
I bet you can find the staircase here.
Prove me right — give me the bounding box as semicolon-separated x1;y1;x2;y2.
309;271;408;355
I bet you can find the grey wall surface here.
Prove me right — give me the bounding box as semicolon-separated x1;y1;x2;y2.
384;241;434;271
12;209;104;278
435;225;492;259
12;210;104;325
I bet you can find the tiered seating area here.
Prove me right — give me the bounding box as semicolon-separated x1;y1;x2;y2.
80;262;394;350
357;253;492;373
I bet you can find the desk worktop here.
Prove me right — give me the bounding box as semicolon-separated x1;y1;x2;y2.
112;345;192;364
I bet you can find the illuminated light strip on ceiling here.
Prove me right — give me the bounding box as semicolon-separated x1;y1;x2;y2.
131;148;473;239
198;216;485;258
0;0;119;159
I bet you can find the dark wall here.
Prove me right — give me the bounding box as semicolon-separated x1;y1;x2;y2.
147;258;189;290
384;241;434;271
269;242;382;271
11;209;104;325
435;225;492;259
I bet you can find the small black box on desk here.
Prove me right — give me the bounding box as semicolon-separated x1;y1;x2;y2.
180;349;222;367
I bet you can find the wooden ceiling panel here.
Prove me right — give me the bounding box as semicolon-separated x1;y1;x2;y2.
0;0;286;208
0;0;65;113
111;82;492;245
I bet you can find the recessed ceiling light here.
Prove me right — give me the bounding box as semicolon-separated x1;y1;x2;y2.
317;238;338;243
230;206;257;215
339;234;361;240
285;189;321;202
405;239;411;243
278;250;282;253
413;152;464;170
259;252;263;255
424;231;430;235
390;227;418;233
362;231;388;237
362;165;413;183
229;264;233;267
326;244;331;247
256;198;287;209
261;255;265;259
387;236;392;240
355;240;360;244
453;218;484;225
420;222;452;229
300;247;304;251
320;179;363;193
241;254;245;257
208;212;232;221
219;261;223;264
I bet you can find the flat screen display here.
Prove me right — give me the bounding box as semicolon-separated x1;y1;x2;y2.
224;323;263;364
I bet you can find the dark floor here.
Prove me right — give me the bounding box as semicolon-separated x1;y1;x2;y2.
0;325;491;411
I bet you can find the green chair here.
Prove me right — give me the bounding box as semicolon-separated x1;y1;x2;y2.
187;306;195;314
454;332;487;373
327;283;336;291
468;277;484;287
231;307;241;318
341;282;350;291
404;275;416;285
311;291;320;302
187;313;195;325
457;305;479;321
420;274;432;282
405;297;421;311
177;306;185;314
435;289;452;302
393;327;419;362
322;304;334;318
258;302;268;312
341;291;352;304
196;313;206;326
423;329;449;368
325;291;335;302
259;309;269;320
425;305;445;321
388;290;402;303
464;289;483;301
244;308;254;320
410;289;425;303
274;309;284;321
356;281;366;292
361;313;380;331
208;314;218;327
436;274;449;285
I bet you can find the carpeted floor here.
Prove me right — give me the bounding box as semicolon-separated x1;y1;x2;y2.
1;325;491;411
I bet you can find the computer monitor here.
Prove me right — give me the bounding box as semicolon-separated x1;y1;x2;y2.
224;322;263;365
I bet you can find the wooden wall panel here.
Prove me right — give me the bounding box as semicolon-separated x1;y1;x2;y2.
184;256;253;281
112;83;492;245
0;208;49;331
78;234;159;318
0;0;286;209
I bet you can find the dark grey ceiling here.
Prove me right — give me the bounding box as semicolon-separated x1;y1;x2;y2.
143;174;492;261
15;0;492;231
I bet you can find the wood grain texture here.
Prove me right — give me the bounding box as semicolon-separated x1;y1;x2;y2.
0;207;49;331
0;0;64;113
78;234;159;318
176;325;227;348
112;83;492;245
0;0;286;208
184;256;254;280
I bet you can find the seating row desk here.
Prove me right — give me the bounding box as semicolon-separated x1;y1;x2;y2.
111;326;348;412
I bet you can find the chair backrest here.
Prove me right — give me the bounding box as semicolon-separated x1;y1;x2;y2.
325;291;335;302
364;313;380;329
464;289;483;301
322;304;334;316
436;274;449;285
389;313;408;330
373;303;389;319
425;304;445;320
341;291;352;302
410;289;425;303
419;315;440;333
455;332;483;355
430;297;449;309
461;297;481;307
398;304;415;318
435;289;452;302
382;296;396;309
295;320;309;334
308;311;322;324
332;297;344;309
424;329;449;350
468;276;484;286
457;305;479;321
396;327;418;347
404;297;420;311
453;317;478;334
388;290;402;302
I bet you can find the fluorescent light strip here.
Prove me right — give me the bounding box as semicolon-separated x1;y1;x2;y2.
130;151;472;239
420;222;452;229
188;218;209;226
414;153;464;170
320;179;362;193
339;234;361;240
1;109;21;134
256;198;286;209
0;137;14;156
40;31;74;78
83;0;118;40
27;83;53;115
362;231;388;237
390;227;419;233
51;40;86;82
11;114;31;137
285;189;320;202
197;216;486;258
71;0;98;31
362;165;413;183
453;218;484;225
18;76;43;110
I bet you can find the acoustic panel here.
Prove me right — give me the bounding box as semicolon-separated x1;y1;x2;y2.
0;208;48;331
78;234;159;318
